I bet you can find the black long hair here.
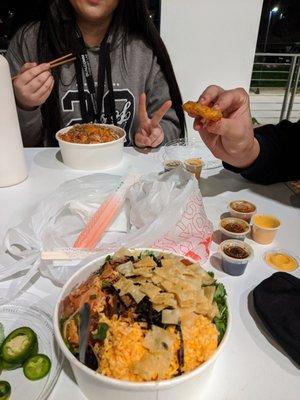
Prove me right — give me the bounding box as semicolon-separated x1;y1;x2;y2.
25;0;186;145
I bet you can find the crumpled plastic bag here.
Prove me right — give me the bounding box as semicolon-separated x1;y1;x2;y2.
0;169;213;304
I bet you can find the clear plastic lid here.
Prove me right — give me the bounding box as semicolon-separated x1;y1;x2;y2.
0;293;63;400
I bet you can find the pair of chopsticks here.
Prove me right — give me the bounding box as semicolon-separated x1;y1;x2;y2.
12;53;76;81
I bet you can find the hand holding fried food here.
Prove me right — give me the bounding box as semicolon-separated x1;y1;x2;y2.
183;101;222;122
191;86;260;169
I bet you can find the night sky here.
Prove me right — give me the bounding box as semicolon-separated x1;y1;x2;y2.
257;0;300;51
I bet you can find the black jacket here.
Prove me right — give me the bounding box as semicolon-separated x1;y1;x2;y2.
224;120;300;184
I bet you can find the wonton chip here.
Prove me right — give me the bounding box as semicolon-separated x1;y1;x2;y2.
135;256;157;269
140;283;161;299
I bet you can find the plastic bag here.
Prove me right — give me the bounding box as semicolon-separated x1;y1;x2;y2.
0;169;213;304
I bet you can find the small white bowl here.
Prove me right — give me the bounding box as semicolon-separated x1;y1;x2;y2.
228;200;257;222
56;123;125;170
53;249;230;400
219;240;254;276
219;217;251;241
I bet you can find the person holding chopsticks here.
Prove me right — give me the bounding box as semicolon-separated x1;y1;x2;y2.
6;0;185;147
191;85;299;185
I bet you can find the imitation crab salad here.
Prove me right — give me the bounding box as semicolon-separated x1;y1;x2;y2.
59;249;228;382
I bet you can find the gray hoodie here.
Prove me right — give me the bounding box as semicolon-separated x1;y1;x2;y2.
6;23;181;147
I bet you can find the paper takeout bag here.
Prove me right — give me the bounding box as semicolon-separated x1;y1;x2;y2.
0;169;213;304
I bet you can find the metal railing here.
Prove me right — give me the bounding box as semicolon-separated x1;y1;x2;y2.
250;52;300;122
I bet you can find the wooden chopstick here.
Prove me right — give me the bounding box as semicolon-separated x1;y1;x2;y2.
49;53;74;66
11;53;76;81
49;56;76;69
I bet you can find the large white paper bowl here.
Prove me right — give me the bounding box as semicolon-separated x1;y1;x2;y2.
56;124;125;170
54;249;230;400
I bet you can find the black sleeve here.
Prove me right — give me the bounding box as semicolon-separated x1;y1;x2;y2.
223;120;300;184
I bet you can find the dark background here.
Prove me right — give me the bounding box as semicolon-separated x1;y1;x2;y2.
1;1;300;53
0;0;161;50
256;0;300;52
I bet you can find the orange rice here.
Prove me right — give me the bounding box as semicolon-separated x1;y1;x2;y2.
98;314;218;382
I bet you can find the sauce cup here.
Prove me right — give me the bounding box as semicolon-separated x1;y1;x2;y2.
184;158;204;180
263;248;299;272
219;217;250;241
219;240;254;276
164;160;182;172
228;200;257;222
252;214;281;245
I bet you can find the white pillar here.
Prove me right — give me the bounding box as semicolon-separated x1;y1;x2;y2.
160;0;263;135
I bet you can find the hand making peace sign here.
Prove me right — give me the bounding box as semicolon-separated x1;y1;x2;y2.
134;93;172;148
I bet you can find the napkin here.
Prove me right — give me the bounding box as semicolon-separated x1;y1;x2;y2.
253;272;300;365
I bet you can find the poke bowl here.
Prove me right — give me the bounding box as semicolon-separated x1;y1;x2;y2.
56;123;126;170
54;248;230;400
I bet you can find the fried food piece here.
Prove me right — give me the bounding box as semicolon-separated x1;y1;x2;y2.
183;101;222;122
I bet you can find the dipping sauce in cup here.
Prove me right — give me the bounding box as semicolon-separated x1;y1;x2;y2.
184;158;204;180
219;217;250;241
219;240;253;276
164;160;182;172
228;200;257;222
252;214;281;245
263;249;299;272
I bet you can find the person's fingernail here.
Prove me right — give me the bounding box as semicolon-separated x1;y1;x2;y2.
200;97;205;104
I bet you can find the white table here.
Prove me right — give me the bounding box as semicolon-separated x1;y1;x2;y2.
0;148;299;400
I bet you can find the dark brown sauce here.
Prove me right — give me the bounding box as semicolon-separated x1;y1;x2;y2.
232;202;255;213
224;246;249;259
223;223;246;233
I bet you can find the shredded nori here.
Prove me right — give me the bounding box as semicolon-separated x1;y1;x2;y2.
153;255;162;267
176;323;184;375
104;286;122;316
135;297;163;328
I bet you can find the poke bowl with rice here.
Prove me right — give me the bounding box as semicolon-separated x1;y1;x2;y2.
54;248;230;400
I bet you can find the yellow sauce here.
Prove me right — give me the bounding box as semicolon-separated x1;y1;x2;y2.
185;158;203;167
253;215;280;229
265;252;298;272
